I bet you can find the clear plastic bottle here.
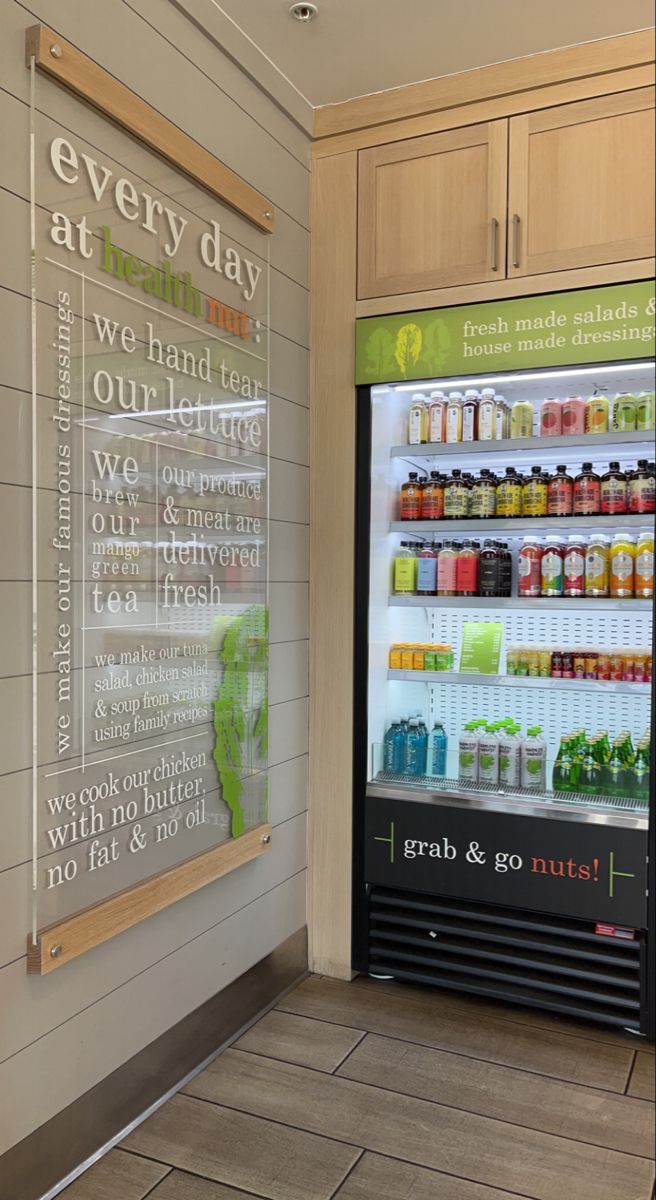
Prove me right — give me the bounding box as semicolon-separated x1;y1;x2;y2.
499;723;522;788
408;394;428;445
477;724;500;786
462;389;479;442
511;400;534;439
458;722;480;783
478;388;497;440
428;391;447;443
521;726;546;789
446;392;463;443
383;720;405;773
430;722;448;776
405;718;428;775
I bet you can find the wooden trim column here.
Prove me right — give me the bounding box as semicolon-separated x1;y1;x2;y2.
309;152;358;978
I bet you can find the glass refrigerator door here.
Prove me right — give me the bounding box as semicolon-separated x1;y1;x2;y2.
367;360;654;823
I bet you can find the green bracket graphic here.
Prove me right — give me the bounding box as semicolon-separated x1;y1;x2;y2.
213;605;268;838
374;821;395;864
609;850;636;899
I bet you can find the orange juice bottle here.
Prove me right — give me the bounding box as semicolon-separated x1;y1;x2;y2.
635;529;654;598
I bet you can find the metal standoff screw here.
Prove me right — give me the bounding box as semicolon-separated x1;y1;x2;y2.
50;44;62;58
264;211;273;220
261;834;271;844
50;944;62;958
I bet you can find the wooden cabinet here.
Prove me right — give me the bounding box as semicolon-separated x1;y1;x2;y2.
507;89;654;277
358;121;508;299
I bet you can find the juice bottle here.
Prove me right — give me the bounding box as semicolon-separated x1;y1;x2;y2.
498;541;512;597
585;393;610;434
609;652;624;681
437;542;458;596
563;534;586;597
496;467;522;517
585;534;610;597
446;392;463;443
522;466;548;517
551;649;563;678
562;396;586;436
421;471;444;520
540;398;562;436
428;391;447;443
506;646;519;675
495;395;511;440
573;462;601;515
456;540;479;596
613;393;638;432
596;652;610;680
637;391;655;431
526;649;540;677
609;532;636;598
479;539;500;597
408;394;428;444
478;388;496;440
541;536;565;596
400;472;423;519
539;649;552;677
562;650;574;679
635;528;654;598
628;460;656;514
416;543;438;596
518;535;542;597
548;465;573;516
462;473;476;515
462;389;479;441
394;542;417;594
470;469;496;518
444;469;470;518
600;462;627;515
511;400;533;439
585;650;598;680
573;652;586;680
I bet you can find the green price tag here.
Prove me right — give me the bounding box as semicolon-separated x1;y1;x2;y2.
459;622;503;674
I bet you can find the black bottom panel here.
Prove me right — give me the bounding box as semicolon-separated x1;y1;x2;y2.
368;887;646;1032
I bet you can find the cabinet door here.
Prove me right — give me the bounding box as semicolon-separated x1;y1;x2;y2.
358;121;508;299
508;89;655;276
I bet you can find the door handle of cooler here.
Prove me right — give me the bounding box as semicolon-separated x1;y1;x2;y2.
489;217;499;271
512;213;521;269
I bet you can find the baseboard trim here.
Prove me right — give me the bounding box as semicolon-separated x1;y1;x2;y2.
0;926;308;1200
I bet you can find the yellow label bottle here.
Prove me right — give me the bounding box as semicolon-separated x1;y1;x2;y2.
635;529;654;598
609;533;636;598
510;401;533;439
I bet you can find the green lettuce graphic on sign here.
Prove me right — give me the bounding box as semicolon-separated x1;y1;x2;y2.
394;323;422;376
213;605;268;838
365;327;396;377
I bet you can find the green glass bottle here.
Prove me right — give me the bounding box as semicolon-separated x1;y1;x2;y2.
632;745;650;805
579;742;602;796
552;737;574;793
604;744;628;799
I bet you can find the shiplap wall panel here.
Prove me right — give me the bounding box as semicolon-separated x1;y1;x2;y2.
0;0;309;1155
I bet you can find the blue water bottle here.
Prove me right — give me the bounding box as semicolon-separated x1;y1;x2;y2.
430;721;448;776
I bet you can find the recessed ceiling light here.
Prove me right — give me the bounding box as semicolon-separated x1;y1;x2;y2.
289;3;318;21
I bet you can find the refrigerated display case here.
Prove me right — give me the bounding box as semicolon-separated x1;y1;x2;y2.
353;282;655;1036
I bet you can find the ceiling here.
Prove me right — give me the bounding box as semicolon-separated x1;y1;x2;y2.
212;0;654;108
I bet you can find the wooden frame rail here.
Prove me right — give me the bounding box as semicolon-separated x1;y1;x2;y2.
25;24;275;232
27;824;272;974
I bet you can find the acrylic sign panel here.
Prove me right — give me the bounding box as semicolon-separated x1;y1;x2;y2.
30;67;269;929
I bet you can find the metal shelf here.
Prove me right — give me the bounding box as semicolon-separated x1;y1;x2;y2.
390;513;652;535
388;594;652;610
387;669;651;695
391;430;654;460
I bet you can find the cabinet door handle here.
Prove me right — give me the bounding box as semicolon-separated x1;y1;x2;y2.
512;213;521;269
489;217;499;271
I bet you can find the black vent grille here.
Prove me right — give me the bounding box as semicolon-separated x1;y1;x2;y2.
368;887;644;1031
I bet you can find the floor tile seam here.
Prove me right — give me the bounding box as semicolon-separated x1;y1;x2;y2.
274;1001;640;1097
142;1094;547;1200
181;1063;656;1163
350;978;655;1055
119;1148;278;1200
327;1148;366;1200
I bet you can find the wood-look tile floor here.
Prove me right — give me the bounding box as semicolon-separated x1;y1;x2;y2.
61;976;655;1200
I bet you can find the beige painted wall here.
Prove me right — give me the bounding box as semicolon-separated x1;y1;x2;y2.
0;0;309;1155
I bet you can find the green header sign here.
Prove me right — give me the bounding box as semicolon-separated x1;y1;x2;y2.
355;281;655;384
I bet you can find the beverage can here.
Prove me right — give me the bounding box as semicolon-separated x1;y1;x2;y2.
637;391;655;431
613;393;638;432
527;649;540;677
510;401;533;439
585;652;597;680
573;653;586;680
621;653;635;683
539;650;552;677
551;650;563;678
540;398;562;436
585;394;609;434
634;654;646;683
596;653;610;680
609;653;623;682
506;646;519;675
562;651;574;679
562;397;586;435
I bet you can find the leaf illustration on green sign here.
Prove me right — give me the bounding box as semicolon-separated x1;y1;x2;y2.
419;317;450;373
395;323;422;376
365;327;396;377
213;605;268;838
